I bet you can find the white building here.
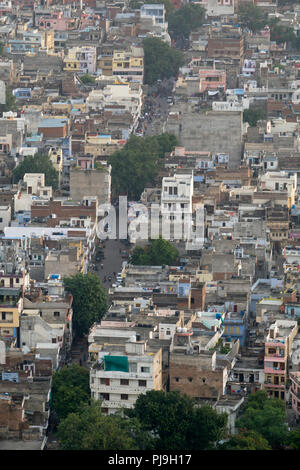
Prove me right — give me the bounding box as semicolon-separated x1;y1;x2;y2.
0;205;11;232
259;171;297;204
161;173;193;224
90;340;162;415
140;4;167;28
14;173;52;213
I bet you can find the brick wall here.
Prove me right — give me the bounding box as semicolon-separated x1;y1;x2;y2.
169;353;225;399
31;200;97;226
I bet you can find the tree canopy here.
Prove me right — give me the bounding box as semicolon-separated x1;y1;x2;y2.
57;402;142;450
80;74;96;84
243;108;266;127
236;390;289;449
63;272;108;338
51;364;90;421
167;4;206;41
237;3;267;32
218;429;271;450
269;17;296;44
130;237;179;266
0;86;17;115
142;37;184;85
127;390;228;450
12;153;59;190
109;133;178;199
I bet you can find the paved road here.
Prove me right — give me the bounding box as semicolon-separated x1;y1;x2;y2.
95;238;129;288
142;79;174;137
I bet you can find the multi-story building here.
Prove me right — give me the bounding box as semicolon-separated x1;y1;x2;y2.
90;340;162;415
7;30;54;54
266;207;289;243
63;46;97;74
198;68;226;94
197;0;234;16
161;173;193;226
169;327;228;400
140;3;166;29
264;320;298;400
290;372;300;421
112;47;144;84
207;34;244;64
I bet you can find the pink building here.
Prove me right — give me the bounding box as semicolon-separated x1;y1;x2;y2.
38;12;76;31
198;68;226;93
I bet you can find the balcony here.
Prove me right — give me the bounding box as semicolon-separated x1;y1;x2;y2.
264;383;285;389
91;385;151;395
264;367;285;374
97;399;134;409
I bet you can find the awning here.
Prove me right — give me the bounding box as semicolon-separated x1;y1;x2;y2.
104;355;129;372
208;90;219;96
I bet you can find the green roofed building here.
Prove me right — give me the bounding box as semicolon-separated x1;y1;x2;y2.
90;344;163;415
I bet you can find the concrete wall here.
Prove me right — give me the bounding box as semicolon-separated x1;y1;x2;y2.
169;352;226;399
166;109;242;169
70;167;111;205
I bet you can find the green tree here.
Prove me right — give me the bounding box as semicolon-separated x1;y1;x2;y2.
0;86;17;114
63;272;108;338
130;237;179;266
167;4;206;41
51;364;90;421
109;134;178;199
143;37;184;85
286;429;300;450
12;153;59;190
243;108;266;127
128;390;227;450
269;17;296;44
57;402;142;450
236;390;289;449
80;74;96;85
218;429;271;450
238;3;267;32
155;133;178;157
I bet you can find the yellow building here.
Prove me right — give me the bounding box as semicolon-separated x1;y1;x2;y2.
48;147;63;187
63;47;80;73
111;47;144;84
0;290;23;341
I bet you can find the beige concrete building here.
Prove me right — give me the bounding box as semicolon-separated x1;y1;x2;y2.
90;340;162;415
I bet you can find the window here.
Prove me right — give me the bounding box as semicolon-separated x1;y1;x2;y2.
120;379;129;386
100;393;109;400
1;312;5;320
54;311;60;317
141;366;150;373
175;377;179;382
101;378;110;386
188;377;193;382
101;407;108;414
121;394;128;400
166;330;171;336
138;380;147;387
